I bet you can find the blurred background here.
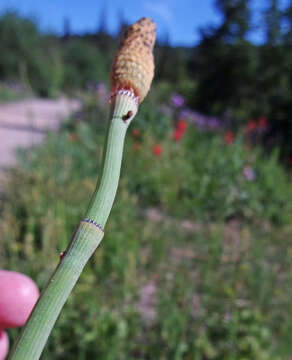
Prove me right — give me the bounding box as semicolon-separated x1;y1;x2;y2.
0;0;292;358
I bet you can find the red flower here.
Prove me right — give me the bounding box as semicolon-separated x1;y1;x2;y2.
132;128;141;137
286;155;292;166
152;144;162;156
224;131;235;145
173;119;188;142
244;143;251;151
133;142;141;151
69;133;78;142
173;129;184;141
177;119;188;132
258;116;268;130
245;120;257;133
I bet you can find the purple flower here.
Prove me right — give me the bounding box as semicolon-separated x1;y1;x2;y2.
194;113;209;128
243;165;256;181
207;117;220;129
95;82;107;92
95;83;108;104
178;108;221;131
179;109;193;119
159;105;172;117
171;93;185;108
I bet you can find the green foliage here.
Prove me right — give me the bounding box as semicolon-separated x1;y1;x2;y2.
0;82;30;102
63;40;107;90
193;307;277;359
1;96;292;358
124;116;291;223
0;12;109;97
28;49;64;98
0;12;62;97
264;0;282;45
194;40;258;118
214;0;251;42
0;6;292;358
0;9;292;158
0;12;39;79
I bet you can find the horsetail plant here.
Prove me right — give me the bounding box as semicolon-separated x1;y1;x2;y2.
9;17;156;360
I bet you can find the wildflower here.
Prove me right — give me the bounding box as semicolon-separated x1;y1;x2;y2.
258;116;268;130
287;156;292;166
224;131;235;145
73;110;84;122
159;105;172;117
138;281;157;324
95;83;108;104
179;109;193;120
244;143;251;151
207;117;220;129
194;114;206;129
171;93;185;108
132;128;141;137
173;119;188;141
243;165;256;181
245;119;257;133
69;133;78;143
152;144;162;156
173;129;184;141
133;142;142;151
177;119;188;132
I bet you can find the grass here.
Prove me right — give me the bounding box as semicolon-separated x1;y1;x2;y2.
1;87;292;359
0;82;31;103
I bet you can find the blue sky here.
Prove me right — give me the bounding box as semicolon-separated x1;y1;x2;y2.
0;0;290;46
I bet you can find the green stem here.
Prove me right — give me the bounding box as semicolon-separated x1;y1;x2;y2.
86;93;137;226
9;93;138;360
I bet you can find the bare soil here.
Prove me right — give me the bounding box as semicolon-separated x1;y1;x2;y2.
0;96;81;169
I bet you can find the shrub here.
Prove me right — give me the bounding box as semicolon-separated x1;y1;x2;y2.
63;40;107;90
0;94;291;358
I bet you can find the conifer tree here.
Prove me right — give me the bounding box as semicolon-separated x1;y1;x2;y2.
264;0;282;45
283;1;292;44
193;0;255;117
214;0;251;42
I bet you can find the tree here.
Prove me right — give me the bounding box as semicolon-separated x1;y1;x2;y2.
283;1;292;44
62;17;71;41
0;12;39;79
190;0;256;118
264;0;282;45
96;4;108;36
212;0;251;43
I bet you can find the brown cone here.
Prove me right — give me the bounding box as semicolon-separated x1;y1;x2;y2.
110;17;156;103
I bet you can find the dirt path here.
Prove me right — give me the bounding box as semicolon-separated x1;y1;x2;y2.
0;96;81;169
